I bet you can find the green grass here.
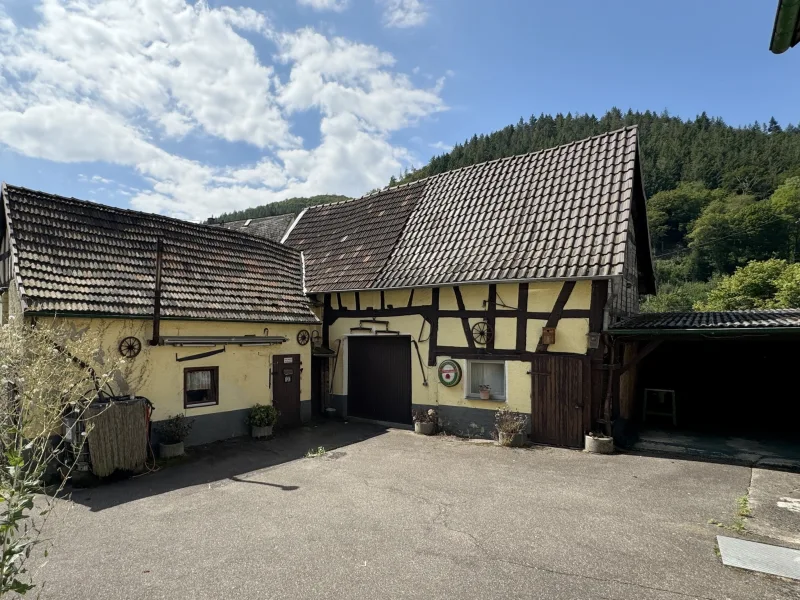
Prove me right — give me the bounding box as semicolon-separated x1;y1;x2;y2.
305;446;327;458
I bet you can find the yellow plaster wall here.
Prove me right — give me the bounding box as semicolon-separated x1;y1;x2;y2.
438;317;467;346
493;317;516;350
439;287;458;310
339;292;356;310
564;280;592;310
527;282;562;311
495;283;517;311
412;287;432;307
460;285;488;310
63;318;312;423
360;290;381;309
384;289;410;308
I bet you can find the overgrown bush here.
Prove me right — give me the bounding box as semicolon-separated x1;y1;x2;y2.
155;414;193;444
0;317;125;595
412;408;437;424
494;408;528;436
247;404;278;427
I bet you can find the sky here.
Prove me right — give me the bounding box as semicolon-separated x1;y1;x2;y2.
0;0;798;221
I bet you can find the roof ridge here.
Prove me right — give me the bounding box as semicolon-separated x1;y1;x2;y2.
307;125;639;209
2;183;301;258
219;212;296;225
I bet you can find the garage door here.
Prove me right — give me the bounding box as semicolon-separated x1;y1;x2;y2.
347;336;411;424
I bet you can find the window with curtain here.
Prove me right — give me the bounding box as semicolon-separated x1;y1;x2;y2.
184;367;219;408
466;360;506;400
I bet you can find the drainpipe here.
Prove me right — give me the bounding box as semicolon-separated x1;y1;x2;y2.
150;238;163;346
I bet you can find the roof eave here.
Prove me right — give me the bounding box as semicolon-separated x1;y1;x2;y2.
770;0;800;53
306;273;621;295
609;326;800;337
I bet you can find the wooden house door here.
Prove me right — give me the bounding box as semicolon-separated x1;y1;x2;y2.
273;354;301;428
529;355;588;448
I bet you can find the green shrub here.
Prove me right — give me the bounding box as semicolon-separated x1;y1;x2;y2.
247;404;279;427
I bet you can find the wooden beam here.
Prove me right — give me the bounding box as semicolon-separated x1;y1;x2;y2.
487;284;497;351
536;280;576;353
589;279;609;333
516;283;529;352
324;307;589;321
617;339;662;376
322;293;332;346
407;288;415;308
355;291;360;311
336;292;343;310
149;238;164;346
453;286;475;349
427;287;439;366
380;290;385;310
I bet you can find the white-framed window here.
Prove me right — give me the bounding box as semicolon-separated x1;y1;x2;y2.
465;360;507;401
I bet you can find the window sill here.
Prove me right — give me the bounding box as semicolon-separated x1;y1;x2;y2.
185;401;218;409
465;395;507;402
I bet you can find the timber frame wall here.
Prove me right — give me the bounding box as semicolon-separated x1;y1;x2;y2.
320;278;611;430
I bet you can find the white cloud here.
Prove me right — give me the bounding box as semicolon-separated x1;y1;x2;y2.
297;0;348;12
0;1;448;220
380;0;429;28
430;141;452;152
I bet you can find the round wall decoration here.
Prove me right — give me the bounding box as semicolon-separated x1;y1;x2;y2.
438;359;462;387
118;336;142;358
296;329;310;345
471;321;493;345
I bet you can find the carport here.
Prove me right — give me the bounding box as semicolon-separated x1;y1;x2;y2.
608;310;800;465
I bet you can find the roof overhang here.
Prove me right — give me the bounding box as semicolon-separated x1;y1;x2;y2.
609;326;800;340
771;0;800;53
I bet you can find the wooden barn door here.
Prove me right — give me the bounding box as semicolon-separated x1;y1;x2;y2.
530;355;589;448
347;336;412;425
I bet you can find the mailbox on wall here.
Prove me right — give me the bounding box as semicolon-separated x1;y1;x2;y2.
541;327;556;345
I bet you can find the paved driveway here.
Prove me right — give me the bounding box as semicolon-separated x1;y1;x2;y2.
33;423;796;599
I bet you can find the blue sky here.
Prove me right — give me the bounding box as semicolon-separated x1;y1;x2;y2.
0;0;797;220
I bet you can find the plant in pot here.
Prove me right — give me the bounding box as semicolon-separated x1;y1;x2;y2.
478;384;491;400
248;404;279;439
156;414;193;458
412;408;437;435
495;408;528;447
584;431;614;454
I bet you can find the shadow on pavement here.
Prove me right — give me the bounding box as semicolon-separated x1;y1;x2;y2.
68;420;388;511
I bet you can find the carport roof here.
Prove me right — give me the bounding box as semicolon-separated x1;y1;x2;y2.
610;310;800;335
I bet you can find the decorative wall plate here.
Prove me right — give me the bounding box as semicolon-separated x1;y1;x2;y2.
438;359;462;387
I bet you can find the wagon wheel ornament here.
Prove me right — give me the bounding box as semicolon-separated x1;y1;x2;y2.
118;336;142;358
310;330;321;346
296;329;311;346
471;321;493;345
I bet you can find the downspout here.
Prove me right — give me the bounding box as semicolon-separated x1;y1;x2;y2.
771;0;800;53
150;238;163;346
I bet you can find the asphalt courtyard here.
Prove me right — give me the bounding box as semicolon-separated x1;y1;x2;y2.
32;422;798;599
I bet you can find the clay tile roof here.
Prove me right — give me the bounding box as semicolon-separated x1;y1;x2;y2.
220;213;295;242
1;184;318;323
286;126;651;293
610;310;800;331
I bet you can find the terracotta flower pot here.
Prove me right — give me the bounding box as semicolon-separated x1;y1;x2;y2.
414;422;435;435
251;425;273;439
498;432;524;447
159;441;184;459
479;389;491;400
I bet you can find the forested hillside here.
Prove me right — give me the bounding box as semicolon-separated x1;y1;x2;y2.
210;194;349;223
396;108;800;311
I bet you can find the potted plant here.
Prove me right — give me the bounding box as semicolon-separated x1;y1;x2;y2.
585;431;614;454
156;414;193;458
479;384;491;400
412;408;437;435
495;408;527;447
248;404;279;439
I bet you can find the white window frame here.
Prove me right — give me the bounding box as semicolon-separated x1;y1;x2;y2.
464;360;507;401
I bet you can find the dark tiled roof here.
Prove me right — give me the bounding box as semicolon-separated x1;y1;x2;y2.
1;184;318;323
221;213;295;242
610;310;800;331
286;127;652;293
284;183;426;292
